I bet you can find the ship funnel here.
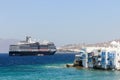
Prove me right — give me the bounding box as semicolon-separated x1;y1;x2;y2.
26;36;32;43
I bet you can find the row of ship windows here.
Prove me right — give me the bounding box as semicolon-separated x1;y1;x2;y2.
10;46;55;49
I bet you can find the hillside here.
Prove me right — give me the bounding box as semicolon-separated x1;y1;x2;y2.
0;39;18;53
57;39;120;52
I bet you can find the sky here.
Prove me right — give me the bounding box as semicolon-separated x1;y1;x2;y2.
0;0;120;46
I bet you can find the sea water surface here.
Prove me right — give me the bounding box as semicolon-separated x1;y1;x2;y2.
0;53;120;80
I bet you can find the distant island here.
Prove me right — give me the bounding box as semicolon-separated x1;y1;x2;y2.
0;39;19;53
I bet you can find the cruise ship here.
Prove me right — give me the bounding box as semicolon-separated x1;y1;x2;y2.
9;36;56;56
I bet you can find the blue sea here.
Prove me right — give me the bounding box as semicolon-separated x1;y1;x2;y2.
0;53;120;80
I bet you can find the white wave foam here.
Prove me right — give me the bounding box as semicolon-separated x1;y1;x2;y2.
44;64;66;69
